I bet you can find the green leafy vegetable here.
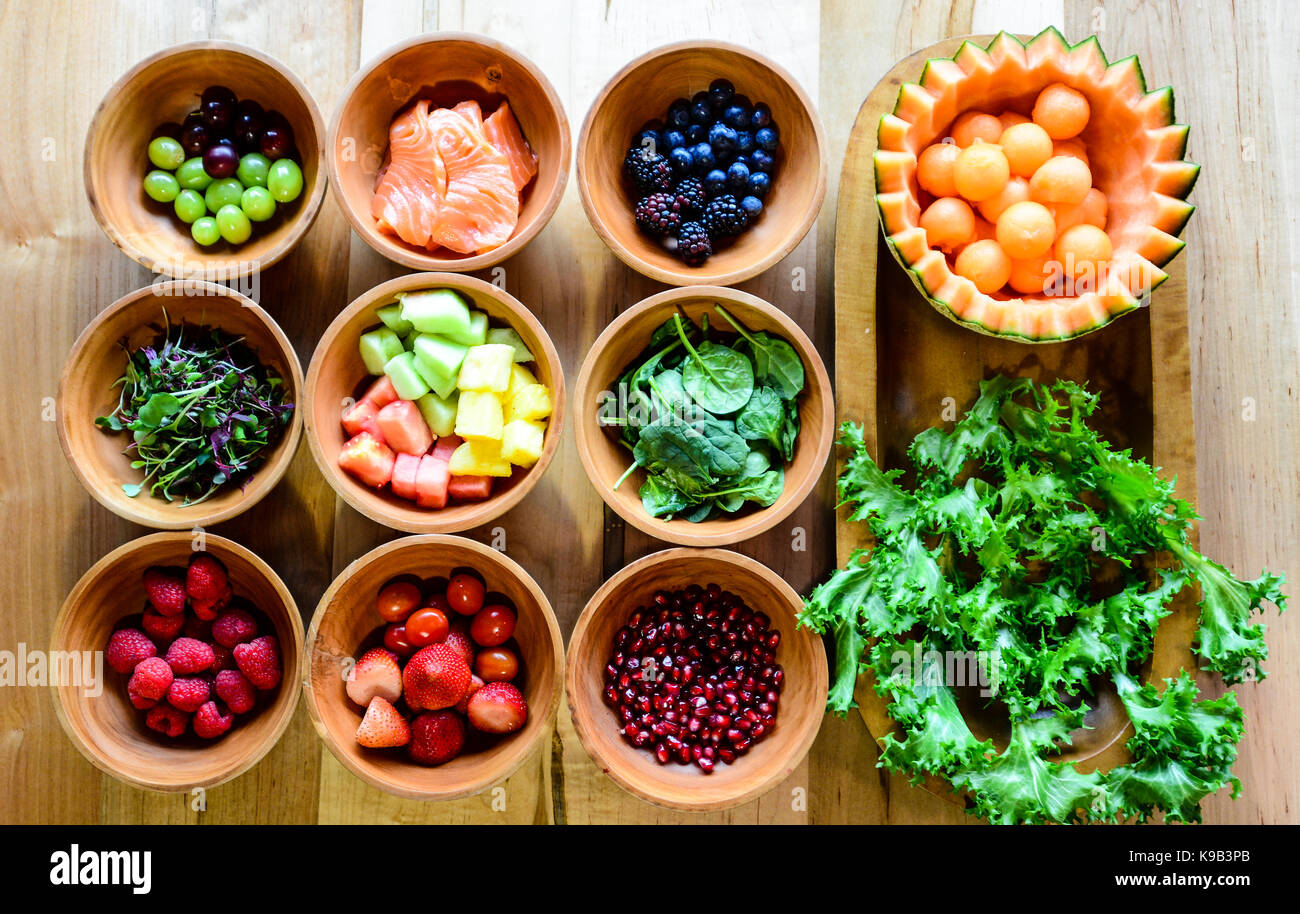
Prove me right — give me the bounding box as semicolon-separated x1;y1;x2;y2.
801;376;1286;824
674;314;754;414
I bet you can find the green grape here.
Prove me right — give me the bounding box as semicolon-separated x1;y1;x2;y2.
204;177;244;213
143;169;180;203
240;185;276;222
191;216;221;246
176;157;213;190
267;159;303;203
147;136;185;170
236;153;271;188
216;204;252;244
173;189;207;224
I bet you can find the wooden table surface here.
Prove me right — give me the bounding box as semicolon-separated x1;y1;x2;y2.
2;0;1295;825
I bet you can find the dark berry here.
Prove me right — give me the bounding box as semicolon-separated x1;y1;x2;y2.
707;123;738;156
703;169;728;196
740;195;764;219
756;125;779;152
686;123;706;144
634;128;661;152
726;159;751;189
672;178;707;217
690;92;713;124
624;147;674;193
749;149;776;173
747;171;772;199
668;146;694;174
708;79;734;109
662;129;687;151
735;131;755;156
751;103;773;129
690;142;715;173
677;221;713;266
702;195;748;238
667;98;692;129
636;193;682;237
723;100;751;130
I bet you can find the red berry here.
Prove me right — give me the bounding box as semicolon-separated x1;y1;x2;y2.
105;628;157;674
345;647;402;707
214;669;256;713
143;567;187;616
356;697;411;748
165;637;215;675
442;626;475;666
454;674;485;715
146;704;190;738
233;635;281;690
466;681;528;734
142;607;184;643
210;642;236;671
211;607;258;647
193;701;234;739
186;554;229;603
128;656;174;705
401;644;471;711
408;710;465;765
166;676;211;712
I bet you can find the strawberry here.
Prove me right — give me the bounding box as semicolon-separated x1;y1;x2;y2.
105;628;157;674
356;697;411;748
401;644;471;711
143;567;187;616
165;637;215;675
233;635;281;690
142;607;184;643
466;682;528;734
186;554;229;604
408;710;465;765
345;647;402;707
454;674;485;715
145;704;190;738
193;701;235;739
166;676;211;712
211;607;258;647
214;669;256;714
128;656;173;709
441;626;475;666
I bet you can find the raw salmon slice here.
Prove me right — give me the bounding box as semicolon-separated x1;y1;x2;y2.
424;104;518;254
483;102;538;193
372;100;446;249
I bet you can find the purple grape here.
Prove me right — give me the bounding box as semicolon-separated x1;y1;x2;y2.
181;121;210;157
202;143;239;179
259;126;292;160
235;128;260;154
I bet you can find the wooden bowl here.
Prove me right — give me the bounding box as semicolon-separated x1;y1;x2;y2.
304;272;565;534
57;280;304;529
566;547;827;811
84;41;327;280
51;532;304;792
327;33;570;271
577;41;828;286
573;286;833;547
304;535;563;799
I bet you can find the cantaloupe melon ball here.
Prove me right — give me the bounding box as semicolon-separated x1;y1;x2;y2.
1007;254;1055;295
917;141;961;197
976;175;1030;222
920;196;976;252
1054;223;1113;280
955;239;1012;294
995;200;1056;260
1053;187;1108;232
1032;82;1091;139
1052;138;1090;166
953;141;1010;202
950;110;1003;147
998;111;1031;131
1029;155;1092;205
999;122;1053;178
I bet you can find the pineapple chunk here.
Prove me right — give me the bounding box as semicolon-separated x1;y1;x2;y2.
457;343;515;392
454;390;504;441
507;383;553;422
448;440;513;477
505;363;539;400
501;419;546;467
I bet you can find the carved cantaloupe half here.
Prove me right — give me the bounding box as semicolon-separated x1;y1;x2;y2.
875;29;1198;342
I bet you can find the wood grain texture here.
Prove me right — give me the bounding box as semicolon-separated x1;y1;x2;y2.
1;0;1295;825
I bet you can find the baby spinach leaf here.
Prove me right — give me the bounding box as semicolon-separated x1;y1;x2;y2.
735;386;784;452
675;314;754;414
640;474;691;518
713;304;805;400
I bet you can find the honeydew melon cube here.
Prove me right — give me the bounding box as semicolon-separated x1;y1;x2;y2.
402;328;420;351
506;383;553;422
376;303;414;336
500;419;546;467
487;327;534;363
411;357;458;401
443;310;489;347
457;344;515;392
505;363;539;400
360;327;405;376
398;288;472;337
382;351;430;401
454;390;504;441
413;334;468;382
448;439;513;477
416;390;459;438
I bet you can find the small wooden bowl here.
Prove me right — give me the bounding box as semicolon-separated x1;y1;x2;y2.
574;286;833;547
577;41;827;286
57;280;304;529
84;41;327;280
304;535;563;799
566;547;827;811
51;532;304;792
304;272;565;534
327;33;570;271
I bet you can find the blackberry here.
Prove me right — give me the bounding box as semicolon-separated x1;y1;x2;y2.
702;194;748;238
672;178;707;217
677;221;712;266
623;146;673;193
635;193;682;237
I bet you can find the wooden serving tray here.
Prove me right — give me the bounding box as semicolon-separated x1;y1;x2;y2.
832;36;1201;798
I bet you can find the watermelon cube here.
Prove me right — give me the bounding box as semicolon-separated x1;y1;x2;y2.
360;328;405;376
448;475;493;501
391;453;422;501
415;455;451;509
457;344;515;392
376;399;433;456
416;390;459;438
506;383;553;422
454;390;504;441
338;432;396;488
360;375;400;409
432;434;463;463
341;399;385;443
500;419;546;467
448;440;512;477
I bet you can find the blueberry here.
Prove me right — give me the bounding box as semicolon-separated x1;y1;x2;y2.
667;98;692;129
690;142;715;172
690;91;714;124
722;102;751;130
708;78;734;109
668;146;694;174
662;129;687;151
708;122;738;156
735;130;755;156
686;123;706;144
704;168;728;196
726;159;750;189
740;195;764;218
634;128;660;152
749;149;776;173
747;171;771;198
750;103;773;129
756;125;779;152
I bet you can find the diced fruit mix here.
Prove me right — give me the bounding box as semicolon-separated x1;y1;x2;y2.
338;287;555;509
348;574;529;765
143;85;304;248
107;553;282;740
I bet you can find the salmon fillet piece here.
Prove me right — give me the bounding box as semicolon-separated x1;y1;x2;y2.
424;105;518;254
483;102;538;193
372;100;446;249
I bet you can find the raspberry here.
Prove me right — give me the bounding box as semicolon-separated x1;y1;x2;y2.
143;567;186;616
193;701;234;739
210;643;236;672
672;177;707;217
634;193;682;237
165;637;215;675
141;607;184;643
702;194;748;238
215;669;256;714
145;704;189;738
128;657;174;708
677;221;713;266
623;147;673;193
105;628;157;674
212;607;257;647
166;676;211;713
192;585;232;621
186;554;229;604
233;636;281;690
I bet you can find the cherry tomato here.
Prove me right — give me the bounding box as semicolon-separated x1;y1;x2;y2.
475;646;518;682
383;623;413;657
446;573;485;615
376;581;421;623
405;607;451;647
470;604;517;647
